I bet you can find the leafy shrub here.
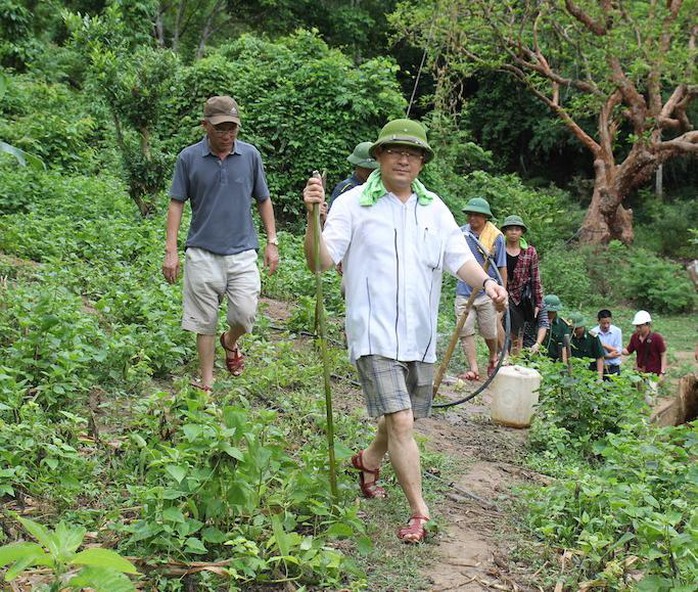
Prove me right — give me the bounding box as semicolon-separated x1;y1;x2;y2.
527;357;648;465
524;423;697;590
618;248;696;313
117;386;364;588
446;171;582;255
538;242;696;313
0;168;131;217
0;399;99;504
0;516;139;591
633;192;698;259
0;75;99;171
537;242;593;307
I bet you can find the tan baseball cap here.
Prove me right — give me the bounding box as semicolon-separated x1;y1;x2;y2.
204;96;241;125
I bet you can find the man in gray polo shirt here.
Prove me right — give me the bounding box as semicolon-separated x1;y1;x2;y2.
163;95;279;390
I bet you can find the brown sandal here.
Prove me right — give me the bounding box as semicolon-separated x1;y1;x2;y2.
220;332;244;376
397;514;429;544
351;450;386;499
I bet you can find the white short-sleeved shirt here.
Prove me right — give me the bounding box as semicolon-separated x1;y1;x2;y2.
590;323;623;367
324;185;472;364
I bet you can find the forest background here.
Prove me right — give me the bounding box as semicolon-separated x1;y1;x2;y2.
0;1;696;591
2;0;697;309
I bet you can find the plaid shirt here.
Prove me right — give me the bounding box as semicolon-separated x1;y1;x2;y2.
508;245;543;307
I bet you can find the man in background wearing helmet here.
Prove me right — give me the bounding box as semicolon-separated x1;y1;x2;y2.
542;294;570;362
623;310;667;379
328;141;379;207
302;119;508;544
454;197;507;381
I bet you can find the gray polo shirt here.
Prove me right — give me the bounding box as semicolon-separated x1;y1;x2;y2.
170;137;270;255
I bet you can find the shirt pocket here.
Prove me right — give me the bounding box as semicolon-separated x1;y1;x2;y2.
421;229;444;271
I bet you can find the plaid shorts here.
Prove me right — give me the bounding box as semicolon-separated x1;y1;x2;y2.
355;355;433;419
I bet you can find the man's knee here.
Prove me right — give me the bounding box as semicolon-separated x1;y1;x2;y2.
384;409;415;439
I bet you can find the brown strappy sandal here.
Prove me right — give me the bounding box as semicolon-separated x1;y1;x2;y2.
220;332;244;376
397;515;429;544
350;450;387;499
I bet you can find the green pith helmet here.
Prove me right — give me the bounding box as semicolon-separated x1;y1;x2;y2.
369;119;434;163
569;312;587;329
347;141;379;169
544;294;562;312
500;215;528;233
462;197;493;218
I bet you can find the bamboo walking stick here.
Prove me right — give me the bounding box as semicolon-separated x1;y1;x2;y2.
311;171;338;503
433;256;492;397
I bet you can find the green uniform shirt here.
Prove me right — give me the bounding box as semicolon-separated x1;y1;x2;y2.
570;329;604;371
545;316;570;361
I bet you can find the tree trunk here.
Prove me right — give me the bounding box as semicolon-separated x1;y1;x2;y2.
578;183;634;245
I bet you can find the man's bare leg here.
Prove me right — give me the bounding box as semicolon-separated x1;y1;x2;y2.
196;333;216;388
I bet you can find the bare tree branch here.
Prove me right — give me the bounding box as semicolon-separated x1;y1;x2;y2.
564;0;608;35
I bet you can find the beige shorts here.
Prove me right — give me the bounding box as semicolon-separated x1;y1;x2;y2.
182;247;261;335
455;293;497;340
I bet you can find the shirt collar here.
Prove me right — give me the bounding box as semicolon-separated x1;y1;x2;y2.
200;136;238;157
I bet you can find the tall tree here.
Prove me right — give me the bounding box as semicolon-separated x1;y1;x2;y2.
392;0;698;244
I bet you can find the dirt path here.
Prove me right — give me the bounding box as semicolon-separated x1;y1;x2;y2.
415;381;542;592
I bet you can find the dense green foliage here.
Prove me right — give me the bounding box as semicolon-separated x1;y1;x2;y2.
540;241;696;313
0;169;372;589
521;356;697;590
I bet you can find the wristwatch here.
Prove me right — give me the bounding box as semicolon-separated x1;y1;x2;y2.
267;237;279;246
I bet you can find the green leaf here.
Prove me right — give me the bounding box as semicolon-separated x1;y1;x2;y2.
0;542;47;568
162;507;186;524
222;444;244;460
183;537;207;555
18;517;53;550
356;535;373;555
69;566;137;592
71;548;139;574
54;521;86;557
165;464;187;483
326;523;353;538
182;424;203;441
0;141;46;170
201;526;227;544
4;551;53;581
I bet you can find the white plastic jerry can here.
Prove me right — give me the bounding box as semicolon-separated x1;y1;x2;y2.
490;365;542;428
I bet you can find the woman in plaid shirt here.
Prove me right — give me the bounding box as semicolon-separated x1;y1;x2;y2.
501;215;544;354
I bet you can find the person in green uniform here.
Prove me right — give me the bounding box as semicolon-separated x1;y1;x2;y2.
569;312;604;380
543;294;570;362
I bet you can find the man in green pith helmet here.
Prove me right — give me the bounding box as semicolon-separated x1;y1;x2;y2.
302;118;508;544
328;141;379;207
542;294;570;362
455;197;506;381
